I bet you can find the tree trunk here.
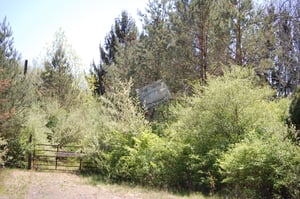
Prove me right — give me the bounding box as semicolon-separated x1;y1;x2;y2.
236;19;242;65
199;23;207;83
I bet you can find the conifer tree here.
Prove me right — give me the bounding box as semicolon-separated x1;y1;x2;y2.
0;17;24;137
87;61;106;96
0;70;14;133
260;0;300;95
0;17;31;166
129;0;212;92
88;11;137;95
212;0;256;66
117;0;183;92
0;69;10;165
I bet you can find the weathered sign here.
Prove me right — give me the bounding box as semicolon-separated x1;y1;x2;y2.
137;80;172;109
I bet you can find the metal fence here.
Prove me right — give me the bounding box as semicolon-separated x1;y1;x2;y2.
32;144;84;172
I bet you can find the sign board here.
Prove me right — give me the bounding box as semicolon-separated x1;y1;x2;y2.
137;80;172;109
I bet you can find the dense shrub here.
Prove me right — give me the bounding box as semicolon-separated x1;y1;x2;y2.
0;137;7;166
82;79;149;181
22;66;299;198
219;132;300;198
289;87;300;144
168;66;278;193
117;131;175;187
289;87;300;130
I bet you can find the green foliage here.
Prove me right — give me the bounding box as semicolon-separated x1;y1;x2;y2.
168;66;285;193
40;29;80;109
86;62;106;96
2;3;300;198
21;30;87;148
43;101;84;145
289;87;300;128
0;137;6;166
97;78;148;135
288;86;300;144
88;11;138;96
0;17;20;137
100;10;137;66
118;131;175;187
82;65;298;197
81;79;149;179
0;17;31;167
25;96;94;146
219;132;300;198
0;69;9;166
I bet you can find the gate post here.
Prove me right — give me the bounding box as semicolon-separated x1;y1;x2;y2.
55;144;59;169
79;149;83;171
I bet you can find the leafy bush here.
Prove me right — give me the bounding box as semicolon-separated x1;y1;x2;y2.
0;137;7;166
289;87;300;130
289;87;300;144
97;78;148;135
219;132;300;198
25;99;87;146
82;79;149;180
117;131;175;187
166;66;296;195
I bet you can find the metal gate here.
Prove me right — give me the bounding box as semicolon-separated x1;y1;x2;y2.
32;144;84;172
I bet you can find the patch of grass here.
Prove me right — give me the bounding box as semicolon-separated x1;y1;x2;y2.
78;171;107;186
1;169;221;199
78;172;219;199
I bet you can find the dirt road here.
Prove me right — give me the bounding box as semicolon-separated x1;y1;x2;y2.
0;170;198;199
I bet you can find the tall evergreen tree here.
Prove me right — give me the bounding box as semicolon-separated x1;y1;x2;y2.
0;70;14;133
100;10;137;66
261;0;300;96
0;17;31;166
116;0;213;93
129;0;213;92
168;0;206;89
0;17;24;138
292;0;300;93
0;68;9;165
190;0;212;82
212;0;257;66
87;61;106;96
88;11;137;95
137;0;174;83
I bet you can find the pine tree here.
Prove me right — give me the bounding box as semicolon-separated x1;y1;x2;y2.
212;0;256;66
87;61;106;96
0;17;31;167
291;0;300;93
40;29;79;108
0;70;14;131
190;0;212;82
261;0;300;95
0;17;23;137
130;0;212;92
0;69;10;165
88;11;137;95
136;0;173;84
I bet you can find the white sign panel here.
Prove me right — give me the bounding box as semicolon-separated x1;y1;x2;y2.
137;80;172;109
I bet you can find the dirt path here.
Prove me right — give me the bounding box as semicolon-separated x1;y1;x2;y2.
0;170;198;199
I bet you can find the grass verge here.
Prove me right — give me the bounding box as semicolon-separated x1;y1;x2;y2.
79;172;218;199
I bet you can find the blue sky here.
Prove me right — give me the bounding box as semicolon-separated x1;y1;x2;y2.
0;0;148;70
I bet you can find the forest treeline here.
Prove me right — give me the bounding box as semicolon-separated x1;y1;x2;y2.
1;0;300;198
